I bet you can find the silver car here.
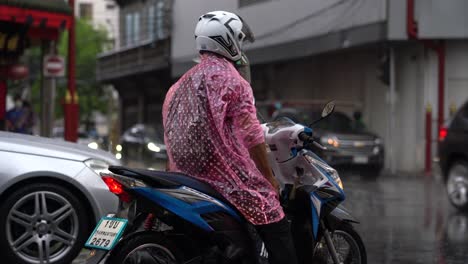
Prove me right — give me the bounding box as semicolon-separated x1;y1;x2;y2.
0;132;119;264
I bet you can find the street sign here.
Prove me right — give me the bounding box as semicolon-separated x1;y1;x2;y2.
43;55;65;77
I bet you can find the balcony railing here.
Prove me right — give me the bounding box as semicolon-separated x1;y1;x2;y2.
96;39;169;82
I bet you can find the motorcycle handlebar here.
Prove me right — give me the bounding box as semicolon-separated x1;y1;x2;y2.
298;132;312;143
299;132;327;150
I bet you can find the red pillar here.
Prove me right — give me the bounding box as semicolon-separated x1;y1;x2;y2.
425;105;432;175
437;43;445;133
0;77;6;130
64;0;78;142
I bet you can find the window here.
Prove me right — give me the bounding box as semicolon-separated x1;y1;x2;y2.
106;4;115;10
239;0;270;8
125;12;142;46
156;1;165;40
148;5;155;40
133;12;140;43
79;3;93;20
125;13;133;46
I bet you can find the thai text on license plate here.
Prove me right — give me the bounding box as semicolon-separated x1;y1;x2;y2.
85;217;128;250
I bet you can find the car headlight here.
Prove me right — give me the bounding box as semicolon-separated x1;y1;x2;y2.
147;142;164;152
85;159;110;176
320;136;340;148
88;142;99;150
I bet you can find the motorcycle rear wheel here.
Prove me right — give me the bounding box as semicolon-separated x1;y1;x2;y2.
106;233;182;264
313;223;367;264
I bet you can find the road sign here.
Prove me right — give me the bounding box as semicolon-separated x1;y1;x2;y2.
43;55;65;77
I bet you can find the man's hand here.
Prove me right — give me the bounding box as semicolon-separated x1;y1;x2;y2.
269;177;281;196
249;142;280;196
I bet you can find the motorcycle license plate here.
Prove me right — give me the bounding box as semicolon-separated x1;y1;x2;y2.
85;217;128;250
353;156;369;164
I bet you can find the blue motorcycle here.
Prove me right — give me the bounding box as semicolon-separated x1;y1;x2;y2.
84;101;366;264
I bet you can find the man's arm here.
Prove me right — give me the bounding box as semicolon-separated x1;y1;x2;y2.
226;76;279;194
249;143;280;195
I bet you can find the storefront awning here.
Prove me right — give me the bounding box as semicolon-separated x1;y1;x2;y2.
0;0;72;31
0;1;73;57
0;0;71;15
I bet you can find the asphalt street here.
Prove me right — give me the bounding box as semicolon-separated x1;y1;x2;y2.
342;170;467;264
74;170;468;264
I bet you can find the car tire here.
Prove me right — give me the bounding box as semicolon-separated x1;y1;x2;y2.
446;160;468;211
0;182;90;264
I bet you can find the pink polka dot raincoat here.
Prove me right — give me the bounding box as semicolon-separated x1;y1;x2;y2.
163;53;284;225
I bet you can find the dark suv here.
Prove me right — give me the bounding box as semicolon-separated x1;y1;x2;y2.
439;102;468;210
272;108;385;176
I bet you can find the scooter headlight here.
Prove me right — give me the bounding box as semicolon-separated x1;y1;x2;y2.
329;168;344;190
305;155;344;190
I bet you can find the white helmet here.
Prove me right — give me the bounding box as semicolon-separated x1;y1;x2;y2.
195;11;255;61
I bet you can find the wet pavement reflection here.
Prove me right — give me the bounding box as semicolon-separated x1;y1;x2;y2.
342;171;468;264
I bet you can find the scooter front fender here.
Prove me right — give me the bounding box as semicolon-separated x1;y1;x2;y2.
325;205;359;231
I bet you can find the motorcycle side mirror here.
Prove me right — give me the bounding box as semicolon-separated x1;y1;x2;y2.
321;101;336;118
309;101;336;127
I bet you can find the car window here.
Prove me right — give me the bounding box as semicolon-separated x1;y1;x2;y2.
315;112;356;132
462;103;468;119
449;103;468;130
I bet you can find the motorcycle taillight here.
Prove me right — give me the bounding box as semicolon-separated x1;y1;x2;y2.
102;176;133;203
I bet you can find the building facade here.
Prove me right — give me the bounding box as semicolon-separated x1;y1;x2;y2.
96;0;172;132
169;0;468;173
75;0;120;50
98;0;468;173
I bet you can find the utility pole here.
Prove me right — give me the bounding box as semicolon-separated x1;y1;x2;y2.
64;0;78;142
389;47;396;175
40;41;56;137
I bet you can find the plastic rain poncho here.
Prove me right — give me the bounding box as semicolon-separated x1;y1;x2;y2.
163;53;284;225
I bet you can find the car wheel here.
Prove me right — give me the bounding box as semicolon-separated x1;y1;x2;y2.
447;160;468;211
0;182;90;264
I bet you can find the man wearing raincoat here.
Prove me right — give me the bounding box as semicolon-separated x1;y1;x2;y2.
163;11;297;264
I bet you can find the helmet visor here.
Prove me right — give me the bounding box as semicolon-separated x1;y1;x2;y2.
238;15;255;43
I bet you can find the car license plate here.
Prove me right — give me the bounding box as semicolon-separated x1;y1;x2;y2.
85;217;128;250
353;156;369;164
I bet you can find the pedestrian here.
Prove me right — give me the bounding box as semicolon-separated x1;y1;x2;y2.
5;95;27;134
162;11;297;264
18;100;35;135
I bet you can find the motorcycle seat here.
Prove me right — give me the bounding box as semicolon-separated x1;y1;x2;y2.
108;166;233;208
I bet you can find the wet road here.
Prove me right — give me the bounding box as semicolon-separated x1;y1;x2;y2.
74;171;468;264
342;171;468;264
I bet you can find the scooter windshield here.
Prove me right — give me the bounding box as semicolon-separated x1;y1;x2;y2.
266;117;296;134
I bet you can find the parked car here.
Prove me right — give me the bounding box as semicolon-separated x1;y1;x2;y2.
52;127;104;150
273;108;385;176
0;132;119;264
118;124;167;168
439;101;468;210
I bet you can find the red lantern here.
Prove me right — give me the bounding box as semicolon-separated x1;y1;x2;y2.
7;64;29;80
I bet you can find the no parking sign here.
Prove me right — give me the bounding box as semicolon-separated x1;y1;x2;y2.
43;55;65;77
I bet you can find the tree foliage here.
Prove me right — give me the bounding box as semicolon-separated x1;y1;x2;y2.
31;18;110;124
58;19;110;123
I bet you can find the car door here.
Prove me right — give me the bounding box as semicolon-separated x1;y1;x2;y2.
449;103;468;158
